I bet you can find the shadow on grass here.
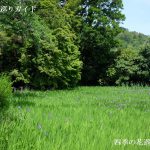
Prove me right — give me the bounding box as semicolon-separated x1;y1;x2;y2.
13;91;38;98
13;100;35;107
13;91;37;107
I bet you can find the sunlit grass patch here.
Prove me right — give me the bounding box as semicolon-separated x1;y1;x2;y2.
0;86;150;150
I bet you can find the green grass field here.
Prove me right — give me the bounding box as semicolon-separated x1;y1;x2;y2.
0;86;150;150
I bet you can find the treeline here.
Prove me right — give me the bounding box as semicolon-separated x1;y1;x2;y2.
117;28;150;49
0;0;149;89
107;28;150;85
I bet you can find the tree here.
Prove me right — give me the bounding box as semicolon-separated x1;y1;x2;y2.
137;40;150;84
107;47;141;85
117;28;149;49
71;0;125;85
0;0;82;89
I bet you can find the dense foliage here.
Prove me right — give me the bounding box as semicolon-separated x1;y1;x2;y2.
0;0;150;88
74;0;125;85
0;0;82;89
107;40;150;85
117;28;150;49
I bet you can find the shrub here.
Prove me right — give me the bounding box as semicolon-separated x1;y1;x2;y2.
0;75;12;111
107;47;142;85
1;16;82;90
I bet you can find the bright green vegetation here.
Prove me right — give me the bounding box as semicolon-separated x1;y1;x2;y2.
117;28;150;49
0;0;125;88
0;75;12;110
1;1;150;87
0;87;150;150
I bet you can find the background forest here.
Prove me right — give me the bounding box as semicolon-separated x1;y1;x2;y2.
0;0;150;90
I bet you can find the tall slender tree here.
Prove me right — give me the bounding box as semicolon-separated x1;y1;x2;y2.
67;0;125;85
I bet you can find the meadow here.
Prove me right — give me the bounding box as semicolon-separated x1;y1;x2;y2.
0;86;150;150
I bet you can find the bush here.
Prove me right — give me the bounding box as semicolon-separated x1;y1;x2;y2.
1;16;82;90
0;75;12;111
107;47;142;85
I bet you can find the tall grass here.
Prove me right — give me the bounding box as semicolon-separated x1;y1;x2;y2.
0;75;12;111
0;86;150;150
